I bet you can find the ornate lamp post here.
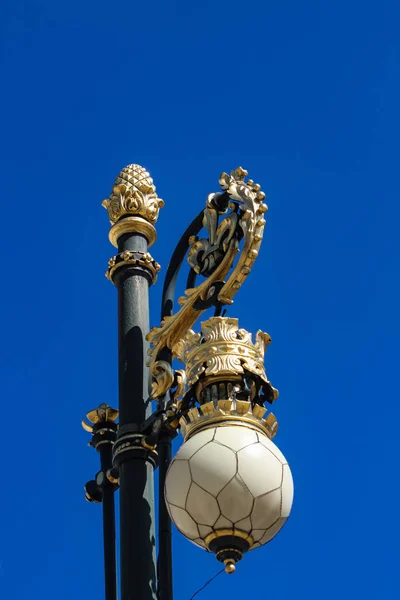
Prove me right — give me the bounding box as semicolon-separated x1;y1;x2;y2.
82;165;294;600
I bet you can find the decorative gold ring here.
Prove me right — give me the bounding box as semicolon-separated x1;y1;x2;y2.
182;411;277;442
204;529;253;549
106;251;161;285
109;216;157;248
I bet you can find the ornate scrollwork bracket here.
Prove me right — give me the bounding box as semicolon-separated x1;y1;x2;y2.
146;167;269;399
150;361;186;402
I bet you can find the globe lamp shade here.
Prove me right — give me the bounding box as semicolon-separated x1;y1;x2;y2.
164;424;293;569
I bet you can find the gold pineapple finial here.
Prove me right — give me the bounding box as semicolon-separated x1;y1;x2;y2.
103;164;164;247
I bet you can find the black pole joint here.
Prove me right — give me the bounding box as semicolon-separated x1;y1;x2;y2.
113;429;159;470
82;403;119;600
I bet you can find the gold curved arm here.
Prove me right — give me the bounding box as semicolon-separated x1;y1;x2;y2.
146;167;269;376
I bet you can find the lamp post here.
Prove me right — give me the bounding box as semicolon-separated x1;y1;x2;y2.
82;165;294;600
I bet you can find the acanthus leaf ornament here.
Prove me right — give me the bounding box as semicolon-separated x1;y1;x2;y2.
102;164;164;226
150;361;175;400
102;164;164;247
179;317;278;399
216;169;268;305
147;167;269;374
148;239;239;374
187;196;238;277
174;369;186;402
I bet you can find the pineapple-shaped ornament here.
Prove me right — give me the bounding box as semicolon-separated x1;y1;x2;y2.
103;163;164;228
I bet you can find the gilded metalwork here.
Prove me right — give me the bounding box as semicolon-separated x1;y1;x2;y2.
106;469;119;485
103;164;164;225
106;250;161;284
103;164;164;247
224;560;236;574
108;216;157;248
176;316;276;391
146;167;269;370
141;438;157;451
174;369;186;400
164;403;180;430
82;403;119;433
147;240;238;370
204;529;254;549
85;487;102;504
150;360;186;406
180;398;278;441
217;167;268;305
187;198;238;277
150;361;174;400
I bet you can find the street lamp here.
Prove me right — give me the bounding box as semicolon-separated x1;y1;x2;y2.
82;164;294;600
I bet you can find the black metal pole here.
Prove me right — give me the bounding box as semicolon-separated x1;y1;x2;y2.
83;405;119;600
156;211;205;600
99;443;117;600
157;430;174;600
114;232;157;600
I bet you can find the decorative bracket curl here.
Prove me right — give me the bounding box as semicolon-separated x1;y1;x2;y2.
150;361;174;400
146;166;269;396
150;361;187;402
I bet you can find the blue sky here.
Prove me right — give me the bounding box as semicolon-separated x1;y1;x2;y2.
1;1;399;598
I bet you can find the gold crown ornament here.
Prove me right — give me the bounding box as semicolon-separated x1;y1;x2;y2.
174;316;279;440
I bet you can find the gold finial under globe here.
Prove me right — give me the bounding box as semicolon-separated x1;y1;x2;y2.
102;164;164;248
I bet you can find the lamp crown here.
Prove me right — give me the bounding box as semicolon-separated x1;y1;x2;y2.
175;316;275;390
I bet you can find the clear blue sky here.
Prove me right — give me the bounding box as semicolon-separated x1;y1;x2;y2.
1;1;399;598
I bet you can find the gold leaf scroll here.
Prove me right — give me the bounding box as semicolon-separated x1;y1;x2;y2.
146;167;268;372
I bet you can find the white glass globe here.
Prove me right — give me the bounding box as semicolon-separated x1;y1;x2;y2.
164;424;293;551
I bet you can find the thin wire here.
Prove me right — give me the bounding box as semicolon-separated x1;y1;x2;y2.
188;568;225;600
